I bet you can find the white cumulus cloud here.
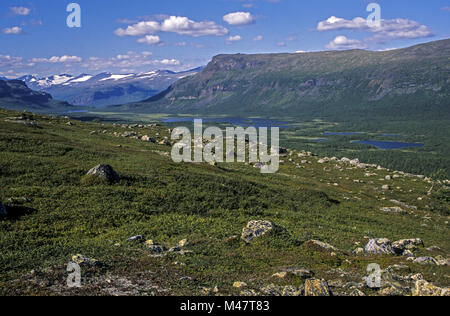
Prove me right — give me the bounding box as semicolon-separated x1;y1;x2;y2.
326;36;366;50
115;16;228;38
223;12;255;26
317;16;433;43
2;27;22;35
32;55;82;63
10;6;30;16
137;35;162;45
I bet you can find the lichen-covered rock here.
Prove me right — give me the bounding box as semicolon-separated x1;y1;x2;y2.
392;238;424;254
380;207;406;214
412;280;450;296
144;240;166;253
0;202;7;217
304;279;331;296
413;257;437;265
71;254;101;267
435;256;450;266
379;286;407;296
127;235;145;242
282;285;303;296
364;238;395;255
241;220;274;243
86;164;120;184
233;281;247;288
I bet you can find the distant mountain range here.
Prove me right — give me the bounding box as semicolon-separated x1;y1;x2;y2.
116;39;450;120
0;79;76;112
16;67;203;108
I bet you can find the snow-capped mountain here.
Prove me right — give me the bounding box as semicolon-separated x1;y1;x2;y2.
17;67;202;108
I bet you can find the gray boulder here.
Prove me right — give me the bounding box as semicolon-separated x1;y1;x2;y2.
392;239;424;255
241;220;275;243
364;238;396;255
86;164;120;183
414;257;437;265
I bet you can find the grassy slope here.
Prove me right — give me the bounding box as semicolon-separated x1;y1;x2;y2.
0;108;448;296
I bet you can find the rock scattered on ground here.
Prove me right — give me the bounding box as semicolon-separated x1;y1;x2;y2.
241;220;275;243
305;240;340;252
413;257;437;265
71;254;101;267
380;206;407;214
412;280;450;296
86;164;120;184
233;281;247;288
364;238;396;255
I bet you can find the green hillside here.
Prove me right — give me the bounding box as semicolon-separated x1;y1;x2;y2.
117;39;450;119
0;108;448;296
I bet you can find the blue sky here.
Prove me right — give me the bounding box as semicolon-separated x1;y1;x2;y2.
1;0;449;77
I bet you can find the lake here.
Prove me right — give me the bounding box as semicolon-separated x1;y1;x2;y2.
323;132;362;136
162;117;292;128
354;140;424;149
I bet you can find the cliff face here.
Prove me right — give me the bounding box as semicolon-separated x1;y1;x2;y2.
119;39;450;118
0;79;74;112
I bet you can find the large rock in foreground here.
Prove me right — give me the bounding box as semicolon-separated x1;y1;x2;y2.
364;238;396;255
0;202;6;216
241;220;275;243
304;279;331;296
85;165;120;184
412;280;450;296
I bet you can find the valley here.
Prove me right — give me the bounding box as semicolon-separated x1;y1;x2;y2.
0;108;449;296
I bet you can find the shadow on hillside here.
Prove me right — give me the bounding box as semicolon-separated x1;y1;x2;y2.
1;205;38;220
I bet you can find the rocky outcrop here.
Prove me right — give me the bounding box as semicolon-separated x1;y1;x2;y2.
412;280;450;296
364;238;396;255
86;164;120;184
304;279;331;296
241;220;275;243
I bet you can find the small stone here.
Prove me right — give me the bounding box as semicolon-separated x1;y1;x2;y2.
353;248;364;255
380;286;406;296
233;281;247;288
304;279;331;296
349;289;366;296
144;240;166;253
413;257;437;265
305;240;339;252
272;272;288;278
178;239;188;247
382;185;391;191
71;254;100;267
380;207;406;214
128;235;145;242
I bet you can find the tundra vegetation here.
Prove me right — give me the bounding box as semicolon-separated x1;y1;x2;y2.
0;109;448;296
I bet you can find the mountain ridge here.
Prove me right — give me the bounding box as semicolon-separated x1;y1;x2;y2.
0;79;76;112
116;39;450;119
16;67;203;108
